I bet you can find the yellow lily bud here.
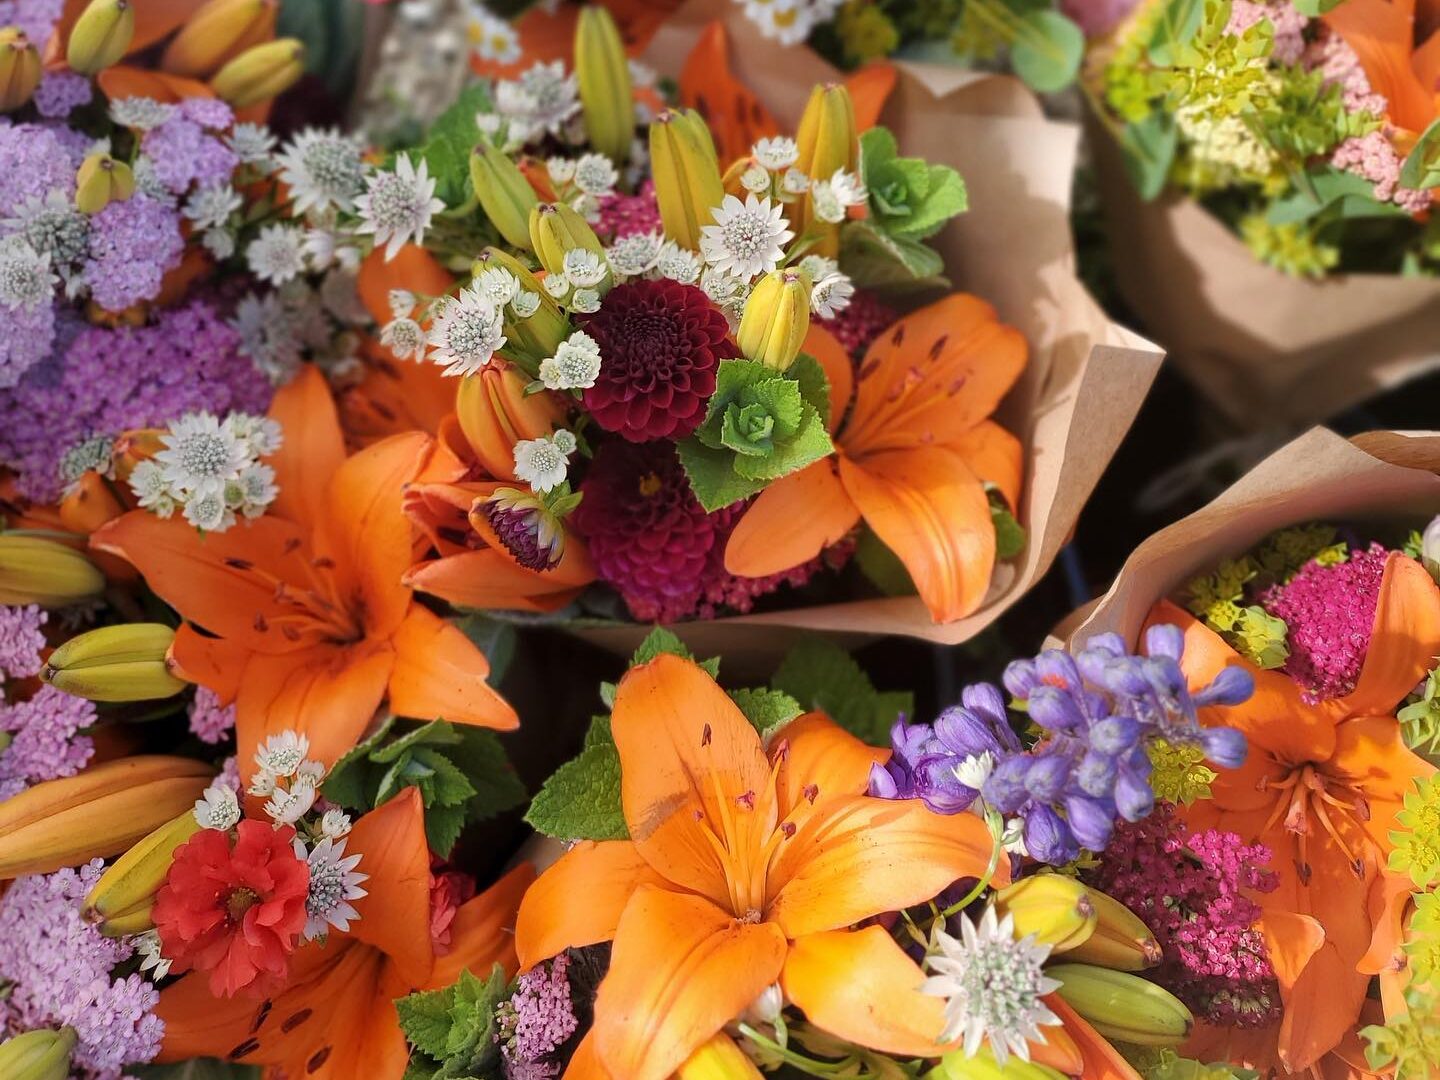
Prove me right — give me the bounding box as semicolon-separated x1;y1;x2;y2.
162;0;276;78
472;246;569;365
1065;885;1163;970
66;0;134;75
75;152;135;214
528;201;606;280
0;1027;78;1080
0;27;41;113
1047;963;1193;1046
737;268;812;372
649;108;725;251
210;37;304;108
676;1033;764;1080
574;6;633;165
993;874;1098;953
471;141;538;251
42;623;187;702
0;534;105;607
83;807;202;933
794;83;857;256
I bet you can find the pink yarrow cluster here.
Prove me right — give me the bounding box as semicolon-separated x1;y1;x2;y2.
1304;27;1388;116
0;603;47;679
595;181;662;240
0;685;96;800
1259;541;1388;702
187;686;237;744
1331;132;1433;214
1226;0;1308;64
496;951;578;1079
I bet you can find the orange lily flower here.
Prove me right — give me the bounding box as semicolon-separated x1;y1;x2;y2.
1326;0;1440;137
724;295;1026;623
513;653;1003;1080
1148;552;1440;1073
90;366;517;776
152;788;536;1078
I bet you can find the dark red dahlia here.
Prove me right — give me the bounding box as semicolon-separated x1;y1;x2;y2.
581;280;736;443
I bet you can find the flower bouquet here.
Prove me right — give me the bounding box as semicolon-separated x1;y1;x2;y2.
1069;425;1440;1075
1085;0;1440;427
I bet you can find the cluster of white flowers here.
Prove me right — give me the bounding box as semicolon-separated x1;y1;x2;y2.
129;410;282;532
513;429;578;494
354;154;447;261
542;247;611;312
248;731;326;825
796;253;855;318
385;268;535;376
734;0;843;46
539;329;604;391
546;152;621;221
489;61;583;147
465;2;522;65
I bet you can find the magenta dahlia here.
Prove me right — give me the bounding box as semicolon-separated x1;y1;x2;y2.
815;288;897;357
596;180;662;240
580;280;735;443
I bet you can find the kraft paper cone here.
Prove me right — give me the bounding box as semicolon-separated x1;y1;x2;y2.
1070;427;1440;651
1091;118;1440;428
564;0;1162;669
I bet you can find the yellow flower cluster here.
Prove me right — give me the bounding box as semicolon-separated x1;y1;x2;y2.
1147;739;1217;805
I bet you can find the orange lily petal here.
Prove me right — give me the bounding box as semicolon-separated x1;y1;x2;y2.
1359;871;1413;977
952;420;1024;511
846;64;897;131
340;347;455;446
357;245;454;328
1049;996;1144;1080
456;365;566;481
343;788;435;987
168;622;248;702
1262;908;1369;1072
774;712;888;810
153;971;262;1061
838;446;995;623
781;927;949;1057
1329;553;1440;721
96;66;212;103
563;1031;612;1080
723;460;861;579
1414;28;1440;106
387;604;518;730
516;841;664;970
767;793;1003;938
1325;0;1437;133
404;549;591;613
267;366;345;530
428;863;536;989
679;22;780;166
1328;714;1434;850
843;294;1026;457
802;322;854;436
611;654;771;906
1029;1010;1085;1077
592;885;787;1080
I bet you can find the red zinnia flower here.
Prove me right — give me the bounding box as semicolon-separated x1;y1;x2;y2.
153;820;310;998
580;279;736;443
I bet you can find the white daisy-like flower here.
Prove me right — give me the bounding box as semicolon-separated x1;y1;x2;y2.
546;156;577;185
388;289;416;319
825;167;867;207
275;128;366;215
233;462;278;517
606;231;662;278
193;783;242;830
354;154;446;261
321;808;353;839
810;182;844;224
231;292;304;384
543;273;572;299
0;237;55;310
740;164;771;194
700;266;750;309
811;168;867;224
254;730;311;778
562;249;607;288
183;184;242;230
781;168;810;195
127;459;175;518
810;271;854;318
295;836;369;941
476;266;519;306
265;782;317;825
510;289;541;318
569;287;601;313
699;194;794;280
495;61;580;140
381;316;427;361
108;96;175;130
656;241;702;284
295;759;326;786
302;227;361;274
513;431;576;493
226;412;282;459
753;136;799;171
573;152;619;195
539;330;603;390
227;122;278;168
467;4;521;64
134;930;172;980
59;436;115;491
245;224;307;286
920;906;1062;1063
183;490;234;532
247;769;277;797
202;228;235;260
427;286;506;377
743;0;817;46
155;412;248;499
571;191;601;223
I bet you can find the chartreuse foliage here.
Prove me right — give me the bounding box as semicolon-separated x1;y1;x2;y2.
396;965;510;1080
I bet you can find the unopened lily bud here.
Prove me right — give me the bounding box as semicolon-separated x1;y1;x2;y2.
42;623;186;702
649;108;724;251
456;363;565;481
737;269;811;372
794;83;857;255
470;141;538;251
75;152;135;214
0;534;105;607
528;202;606;280
210;37;304;108
0;1026;78;1080
675;1033;764;1080
66;0;134;74
0;27;41;112
472;247;569;365
574;6;633;165
162;0;276;78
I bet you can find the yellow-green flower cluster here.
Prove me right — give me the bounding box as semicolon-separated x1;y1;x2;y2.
1147;738;1217;805
1183;556;1289;669
1406;891;1440;995
1391;776;1440;889
1360;997;1440;1080
1253;524;1346;582
1240;214;1340;278
834;0;898;64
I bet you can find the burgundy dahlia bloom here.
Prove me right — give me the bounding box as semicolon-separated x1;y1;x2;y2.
580;280;735;443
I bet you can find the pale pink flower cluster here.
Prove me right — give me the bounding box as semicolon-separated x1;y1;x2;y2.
1332;133;1434;214
1226;0;1309;64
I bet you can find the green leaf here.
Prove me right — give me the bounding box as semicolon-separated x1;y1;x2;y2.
442;965;508;1072
744;376;805;438
1267;168;1407;225
323;716;398;809
1290;0;1344;13
839;218;949;292
396;986;456;1059
858;127;967;241
524;742;628;840
632;626;694;666
1146;0;1204;66
583;713;614;748
729;688;803;737
730;403;832;483
371;719;461;764
772;638;910;746
676;436;767;511
411;747;478;807
418;82;494;207
720;402;777;456
789;354;833;429
1400;118;1440;191
1011;10;1084;94
424;802;470;859
132;1063;261;1080
854;526;916;597
448;729;528;821
989;497;1027;560
1119;112;1178;201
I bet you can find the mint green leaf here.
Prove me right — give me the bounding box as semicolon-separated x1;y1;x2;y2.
744;376;804;438
1290;0;1343;12
839;218;948;292
419;82;493;207
989;497;1027;560
632;626;695;665
729;688;802;737
731;403;832;483
859;125;900;177
1147;0;1204;66
1011;11;1083;94
1119;112;1178;201
1267;168;1406;225
443;965;508;1068
525;743;628;841
425;802;469;858
448;729;527;822
720;402;777;456
402;1058;441;1080
859;128;966;242
676;436;766;512
1400;118;1440;191
322;716;397;809
396;986;456;1059
584;713;614;748
772;638;909;745
788;354;833;429
371;719;461;763
890;163;967;240
411;746;478;808
854;527;916;597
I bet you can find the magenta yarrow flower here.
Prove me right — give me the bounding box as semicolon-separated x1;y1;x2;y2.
595;180;662;240
497;951;578;1077
815;287;897;357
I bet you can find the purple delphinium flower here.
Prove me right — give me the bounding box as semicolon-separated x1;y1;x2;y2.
142;118;239;195
84;194;185;312
0;603;46;679
34;71;93;120
0;685;96;800
188;685;236;744
496;952;578;1078
0;861;164;1078
0;300;272;502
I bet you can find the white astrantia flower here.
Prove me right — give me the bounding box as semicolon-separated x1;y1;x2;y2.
296;836;369;940
194;783;242;830
265;782;318;826
753;136;799;171
467;5;521;64
183;490;233;532
811;168;867;224
382;316;427;361
810;271;854;318
202;228;235;261
476;266;519;306
59;436;115;492
427;286;506;377
354;154;446;261
7;191;90;267
134;930;172;980
228;122;278;168
388;289;417;319
155;412;248;499
494;61;580;142
246;224;307;286
562;249;607;288
825;167;867;207
810;182;844;225
295;759;326;786
543;273;572;299
275;128;366;215
546;156;577;185
247;769;277;797
321;808;353;839
108;96;175;130
920;906;1062;1064
225;413;283;457
656;241;702;284
573;152;619;195
740;165;771;194
781;167;810;195
513;431;576;493
183;184;242;230
0;237;56;310
232;292;304;384
255;731;311;778
233;462;279;517
128;459;176;518
699;194;794;280
510;289;541;318
569;287;601;314
606;231;662;278
539;330;603;390
302;227;361;274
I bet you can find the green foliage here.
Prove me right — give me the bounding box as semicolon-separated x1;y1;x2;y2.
417;83;495;208
854;526;916;597
1289;0;1344;13
729;688;803;738
1120;112;1180;201
1010;9;1084;93
1359;988;1440;1079
1240;214;1339;278
1182;557;1289;669
322;719;526;856
989;493;1027;560
524;741;628;841
858;127;968;241
678;357;834;512
397;965;510;1079
132;1063;261;1080
838;217;949;291
772;638;911;746
1146;0;1206;67
1251;524;1346;581
1398;664;1440;761
1400;119;1440;192
1132;1047;1261;1079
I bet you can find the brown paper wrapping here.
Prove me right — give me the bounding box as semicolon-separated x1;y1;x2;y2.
564;0;1163;669
1091;119;1440;429
1069;427;1440;652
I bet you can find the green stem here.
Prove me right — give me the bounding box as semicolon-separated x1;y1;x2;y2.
939;817;1005;920
735;1024;847;1077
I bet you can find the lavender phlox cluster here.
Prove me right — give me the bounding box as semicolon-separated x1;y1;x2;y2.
0;0;64;43
871;626;1253;865
0;685;96;800
34;72;93;120
83;194;185;312
140;101;239;196
0;123;80;218
0;861;163;1077
496;952;579;1079
0;603;46;679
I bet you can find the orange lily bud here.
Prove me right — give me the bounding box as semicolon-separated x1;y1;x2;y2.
59;471;125;536
162;0;276;78
455;365;566;482
110;428;165;487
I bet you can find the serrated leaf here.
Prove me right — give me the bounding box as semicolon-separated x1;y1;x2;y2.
858;127;967;242
1400;118;1440;190
730;404;832;483
839;218;948;292
632;626;693;665
411;746;478;807
989;498;1027;560
1011;10;1084;94
1119;112;1178;201
396;986;456;1059
443;965;508;1071
585;714;614;748
729;688;802;737
525;743;628;840
448;728;527;822
745;376;805;438
677;436;767;511
371;719;462;764
322;715;398;809
425;802;470;857
419;82;494;207
772;638;908;746
788;354;833;428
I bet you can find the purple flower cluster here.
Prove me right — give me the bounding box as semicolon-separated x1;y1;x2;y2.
496;952;578;1079
0;603;46;680
1086;806;1282;1028
141;100;238;195
0;122;80;217
84;194;185;312
871;626;1253;864
0;861;164;1078
0;300;272;502
0;0;63;43
0;685;96;800
0;299;57;389
34;72;93;120
188;685;236;744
